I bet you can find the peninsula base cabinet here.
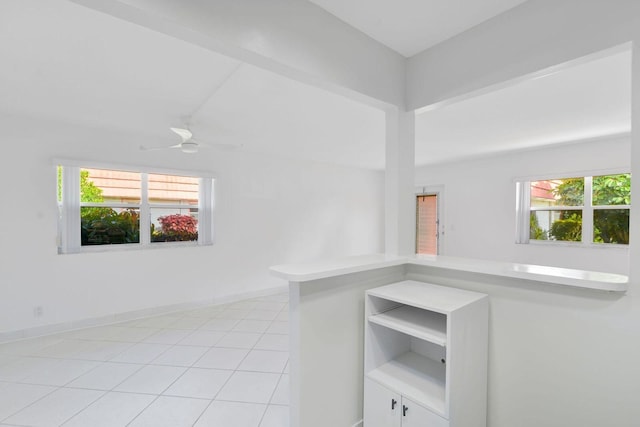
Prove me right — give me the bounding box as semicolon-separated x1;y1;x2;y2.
365;378;448;427
363;280;488;427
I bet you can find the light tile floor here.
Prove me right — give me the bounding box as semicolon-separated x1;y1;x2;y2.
0;293;290;427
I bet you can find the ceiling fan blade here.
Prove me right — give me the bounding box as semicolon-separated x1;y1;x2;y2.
192;138;242;151
170;127;193;142
140;143;182;151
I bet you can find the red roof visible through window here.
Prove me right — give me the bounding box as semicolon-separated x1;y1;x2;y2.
531;181;556;200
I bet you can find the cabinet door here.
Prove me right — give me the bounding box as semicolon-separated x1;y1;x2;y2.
400;397;448;427
364;378;401;427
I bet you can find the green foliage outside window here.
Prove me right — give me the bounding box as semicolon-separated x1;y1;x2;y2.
593;209;629;244
553;178;584;206
548;174;630;244
80;170;104;202
57;167;104;203
58;166;207;249
549;212;582;242
530;212;547;240
72;169;142;245
81;207;140;245
592;174;631;206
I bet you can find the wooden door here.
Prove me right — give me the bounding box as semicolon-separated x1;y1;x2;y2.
416;194;438;255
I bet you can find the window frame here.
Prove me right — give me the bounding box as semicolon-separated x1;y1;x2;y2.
56;159;215;254
515;169;630;247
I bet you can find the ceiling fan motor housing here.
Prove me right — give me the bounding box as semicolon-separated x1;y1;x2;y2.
181;141;199;153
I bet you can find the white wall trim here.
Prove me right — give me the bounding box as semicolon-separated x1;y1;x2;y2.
0;285;287;344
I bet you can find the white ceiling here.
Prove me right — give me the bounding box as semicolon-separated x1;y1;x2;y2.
0;0;631;171
415;49;632;166
0;0;385;169
308;0;529;57
193;64;385;170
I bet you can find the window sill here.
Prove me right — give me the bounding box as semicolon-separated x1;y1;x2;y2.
59;241;211;254
525;240;629;250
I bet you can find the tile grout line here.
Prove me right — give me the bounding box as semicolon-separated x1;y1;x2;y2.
257;372;286;427
0;294;289;427
129;296;284;426
122;301;241;427
56;388;108;427
124;394;163;427
190;297;288;427
0;384;62;425
256;300;290;427
123;304;233;427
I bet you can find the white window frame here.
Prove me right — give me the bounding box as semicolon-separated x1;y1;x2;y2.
515;169;630;247
56;159;215;254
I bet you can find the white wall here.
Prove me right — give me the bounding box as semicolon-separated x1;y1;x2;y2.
407;5;640;426
415;136;630;274
0;113;384;336
406;263;640;427
412;138;637;427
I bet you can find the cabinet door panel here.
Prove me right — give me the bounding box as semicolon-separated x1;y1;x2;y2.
364;378;401;427
401;397;448;427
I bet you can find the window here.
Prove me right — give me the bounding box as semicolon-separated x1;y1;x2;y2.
516;173;630;246
57;163;214;253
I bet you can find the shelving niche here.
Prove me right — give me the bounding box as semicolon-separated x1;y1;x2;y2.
364;280;488;427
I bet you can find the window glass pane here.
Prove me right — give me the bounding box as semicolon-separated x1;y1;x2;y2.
148;174;199;206
530;178;584;207
81;207;140;245
150;208;198;242
592;174;631;206
80;168;141;203
594;209;629;244
530;210;582;242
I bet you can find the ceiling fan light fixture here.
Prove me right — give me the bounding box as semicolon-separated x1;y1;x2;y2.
180;141;199;154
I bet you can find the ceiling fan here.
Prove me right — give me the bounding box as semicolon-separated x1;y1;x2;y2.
140;127;240;154
140;65;246;154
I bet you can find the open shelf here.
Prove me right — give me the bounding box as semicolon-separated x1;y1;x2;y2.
369;305;447;347
367;351;446;417
365;281;488;427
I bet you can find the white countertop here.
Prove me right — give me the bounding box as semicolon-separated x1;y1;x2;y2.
269;254;407;282
269;254;629;292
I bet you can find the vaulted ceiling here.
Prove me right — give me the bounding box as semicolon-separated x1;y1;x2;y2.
0;0;630;170
308;0;529;57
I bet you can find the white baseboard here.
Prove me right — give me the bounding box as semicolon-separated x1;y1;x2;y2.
351;420;363;427
0;284;288;344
